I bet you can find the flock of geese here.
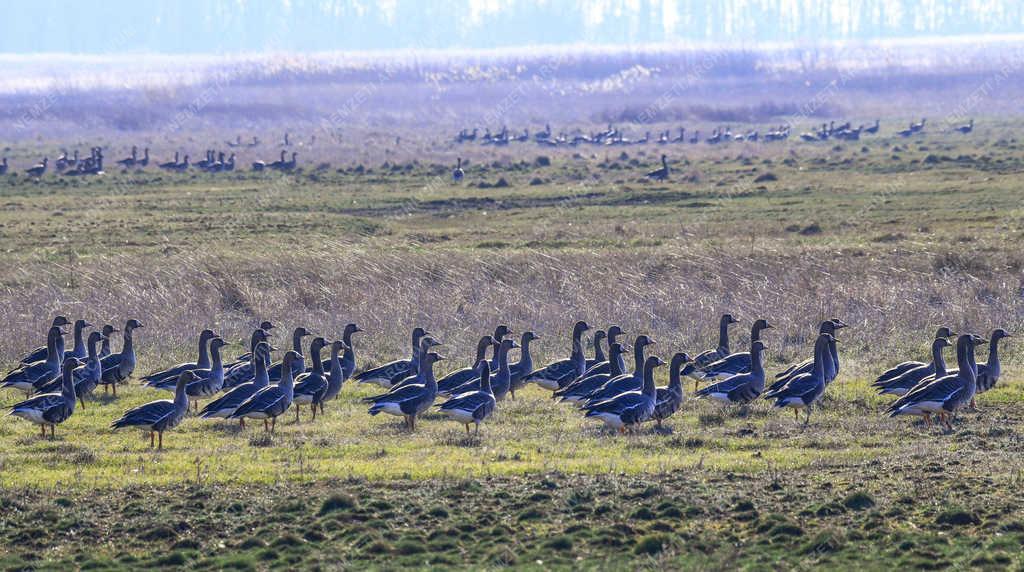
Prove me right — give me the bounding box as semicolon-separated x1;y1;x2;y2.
1;314;1010;448
2;147;300;178
453;118;976;148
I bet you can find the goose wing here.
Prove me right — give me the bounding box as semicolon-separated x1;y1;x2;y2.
141;361;199;385
874;360;925;384
10;392;64;415
363;383;424;405
699;351;751;379
436;366;480;394
694;372;754;399
200;383;258;417
873;363;935;394
438;390;493;414
524;359;575;384
774;357;811;380
765;373;822;404
18;345;49;365
231;386;285;418
887;373;962;415
353;359;411;384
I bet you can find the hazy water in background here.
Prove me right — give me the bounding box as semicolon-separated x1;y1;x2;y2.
2;0;1022;54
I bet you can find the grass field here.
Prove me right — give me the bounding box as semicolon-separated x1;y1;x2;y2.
2;58;1024;567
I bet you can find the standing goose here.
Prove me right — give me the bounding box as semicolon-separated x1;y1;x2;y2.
768;318;847;392
508;331;540;399
225;321;275;370
159;152;179;170
99;319;144;396
364;352;444;431
230;350;300;432
315;323;362;375
697;319;774;381
652;353;693;427
182;337;229;411
389;335;443;390
142;329;217;387
452;158;464;182
694;341;767;404
973;328;1011;407
450;338;519;400
581;335;656;407
873;326;955;385
26;157;48;177
36;331;105;407
524;321;590;391
292;337;330;422
112;370;199;449
873;337;951;396
438;360;496;434
353;327;428;387
583;356;666;432
317;339;350;414
10;357;81;439
886;334;987;430
2;326;65;394
586;330;608;370
488;325;513;370
764;333;834;425
437;335;496;396
645;154;669;181
0;157;7;175
554;342;629;404
692;314;739;372
19;316;71;365
98;324;117;359
201;341;274;426
267;327;312;381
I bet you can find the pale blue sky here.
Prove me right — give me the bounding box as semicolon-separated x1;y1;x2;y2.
1;0;1022;54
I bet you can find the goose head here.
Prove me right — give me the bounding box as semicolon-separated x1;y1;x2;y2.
87;330;105;348
829;318;847;330
606;325;624;344
492;325;512;342
752;319;773;338
990;329;1011;344
254;341;275;360
199;329;217;342
310;336;328;353
101;324;117;337
423;352;444;367
670;351;691;372
330;340;348;355
259;321;276;332
721;314;738;326
572;321;591;338
73;318;92;333
282;350;301;368
420;335;442;352
293;326;312;338
175;369;201;391
634;335;655;351
125;319;144;332
592;329;606;347
52;315;72;330
520;331;539;345
411;327;428;344
209;337;228;352
499;338;519;353
344;323;363;337
933;337;953;351
936;326;955;339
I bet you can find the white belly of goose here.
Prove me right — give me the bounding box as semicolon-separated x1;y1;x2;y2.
374;402;406;417
441;408;478;424
591;413;626;429
11;408;47;424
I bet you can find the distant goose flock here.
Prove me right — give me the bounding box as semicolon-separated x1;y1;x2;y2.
1;313;1010;448
2;118;977;179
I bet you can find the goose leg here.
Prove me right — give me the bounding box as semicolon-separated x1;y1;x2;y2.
158;432;163;450
40;424;45;438
50;425;55;439
79;397;86;409
271;417;277;433
263;419;269;432
295;405;301;424
311;405;317;422
239;418;245;430
150;431;155;448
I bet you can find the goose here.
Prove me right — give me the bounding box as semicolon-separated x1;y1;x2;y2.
580;335;656;407
56;150;70;171
268;151;286;170
0;157;8;175
886;334;986;430
696;319;773;381
142;329;217;387
897;124;915;137
767;318;847;392
554;342;629;404
137;148;150;168
292;337;330;422
586;329;608;371
182;337;228;410
955;119;974;134
450;338;518;400
578;325;625;378
2;326;65;394
316;339;350;414
692;314;739;372
864;119;880;134
388;335;444;390
117;146;138;167
222;327;273;388
910;118;926;132
353;327;428;387
453;158;464;182
437;335;496;396
508;331;540;399
764;333;834;425
645;154;669;181
98;324;117;359
873;337;951;396
159;152;180;170
223;153;235;171
112;370;199;449
652;352;693;427
488;325;513;371
200;341;274;426
872;326;955;386
694;340;767;405
62;319;92;361
437;360;496;434
364;352;444;430
10;357;81;439
267;327;312;381
973;328;1011;407
26;157;48;177
174;155;190;171
583;355;665;432
230;350;300;432
689;130;700;144
99;319;144;396
524;321;590;391
19;316;71;365
35;331;106;407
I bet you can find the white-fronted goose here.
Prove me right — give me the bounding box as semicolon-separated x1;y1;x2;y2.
2;326;65;394
453;158;464;182
873;326;955;386
524;321;590;391
231;350;300;432
142;329;217;387
10;357;81;439
19;316;71;365
201;341;274;426
973;328;1011;407
450;338;518;400
768;318;847;392
583;355;665;432
438;360;495;434
554;342;629;404
182;337;228;410
581;335;656;407
292;337;329;422
99;319;144;396
645;154;669;181
874;337;951;396
692;314;739;371
887;334;986;430
35;331;105;407
695;341;767;404
508;331;540;399
353;327;428;387
437;335;496;396
26;157;48;177
764;333;833;425
112;370;199;449
652;352;693;427
267;327;312;381
697;319;773;382
364;352;444;430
